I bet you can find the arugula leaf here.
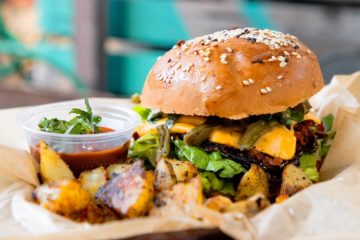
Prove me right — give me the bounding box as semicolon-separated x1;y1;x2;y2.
132;105;151;122
38;118;69;134
199;171;235;196
38;98;102;134
299;153;319;182
321;114;334;132
174;140;246;178
129;133;159;167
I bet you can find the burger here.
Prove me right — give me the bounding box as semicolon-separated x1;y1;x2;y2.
130;28;335;203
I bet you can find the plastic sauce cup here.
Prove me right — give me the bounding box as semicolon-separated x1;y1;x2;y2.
18;100;140;176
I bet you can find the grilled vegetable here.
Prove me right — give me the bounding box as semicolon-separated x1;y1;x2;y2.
79;167;107;198
33;179;90;216
106;163;132;179
236;164;269;201
156;124;171;158
225;193;270;217
183;123;214;146
239;120;276;150
280;164;312;196
39;141;75;183
96;161;155;218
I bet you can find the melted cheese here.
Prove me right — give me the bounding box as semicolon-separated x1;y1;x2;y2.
208;127;241;149
254;125;296;160
136;116;203;136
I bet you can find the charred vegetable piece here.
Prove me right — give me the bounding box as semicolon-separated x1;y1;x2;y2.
79;167;107;198
183;123;214;147
39;141;75;183
225;193;270;217
156;124;171;158
96;161;155;218
239;120;276;150
236;164;269;201
280;164;312;196
33;179;91;217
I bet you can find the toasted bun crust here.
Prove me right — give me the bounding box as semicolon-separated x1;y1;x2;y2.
141;28;324;119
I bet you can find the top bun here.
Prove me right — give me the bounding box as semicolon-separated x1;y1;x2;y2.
141;28;324;119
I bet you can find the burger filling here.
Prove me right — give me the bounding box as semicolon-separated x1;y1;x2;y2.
130;101;335;200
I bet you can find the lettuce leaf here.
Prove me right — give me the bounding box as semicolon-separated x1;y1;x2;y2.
174;140;246;178
129;133;159;167
299;153;319;182
199;171;235;196
132;105;151;122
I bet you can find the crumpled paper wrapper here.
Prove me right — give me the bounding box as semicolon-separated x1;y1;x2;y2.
1;73;360;240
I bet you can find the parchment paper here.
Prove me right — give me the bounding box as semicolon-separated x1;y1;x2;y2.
1;73;360;240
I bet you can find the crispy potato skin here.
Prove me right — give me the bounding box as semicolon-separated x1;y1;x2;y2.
236;164;269;201
79;167;107;198
151;177;203;217
39;141;75;183
33;180;90;216
280;164;312;196
154;158;198;192
106;163;132;179
96;161;155;218
225;193;270;217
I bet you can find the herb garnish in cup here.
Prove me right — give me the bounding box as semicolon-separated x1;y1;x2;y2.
18;99;140;176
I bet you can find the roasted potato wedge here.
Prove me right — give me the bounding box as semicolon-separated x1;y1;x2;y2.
204;195;233;212
167;159;198;182
39;141;75;183
33;179;90;216
96;161;155;218
154;158;197;192
280;164;312;196
106;163;132;179
151;177;203;216
154;158;177;191
225;193;270;217
79;167;107;198
236;164;269;201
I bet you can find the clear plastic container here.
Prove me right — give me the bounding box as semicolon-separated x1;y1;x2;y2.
17;100;140;175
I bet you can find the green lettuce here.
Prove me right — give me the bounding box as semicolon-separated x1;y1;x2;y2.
174;140;246;178
132;105;151;122
299;154;319;182
129;133;159;167
319;113;336;157
199;171;235;196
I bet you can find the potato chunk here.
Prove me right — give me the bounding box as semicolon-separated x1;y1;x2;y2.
79;167;107;198
280;164;312;196
96;161;154;218
106;163;132;179
225;193;270;217
236;164;269;201
167;159;198;182
39;141;75;183
204;195;233;212
33;179;90;216
151;177;203;217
